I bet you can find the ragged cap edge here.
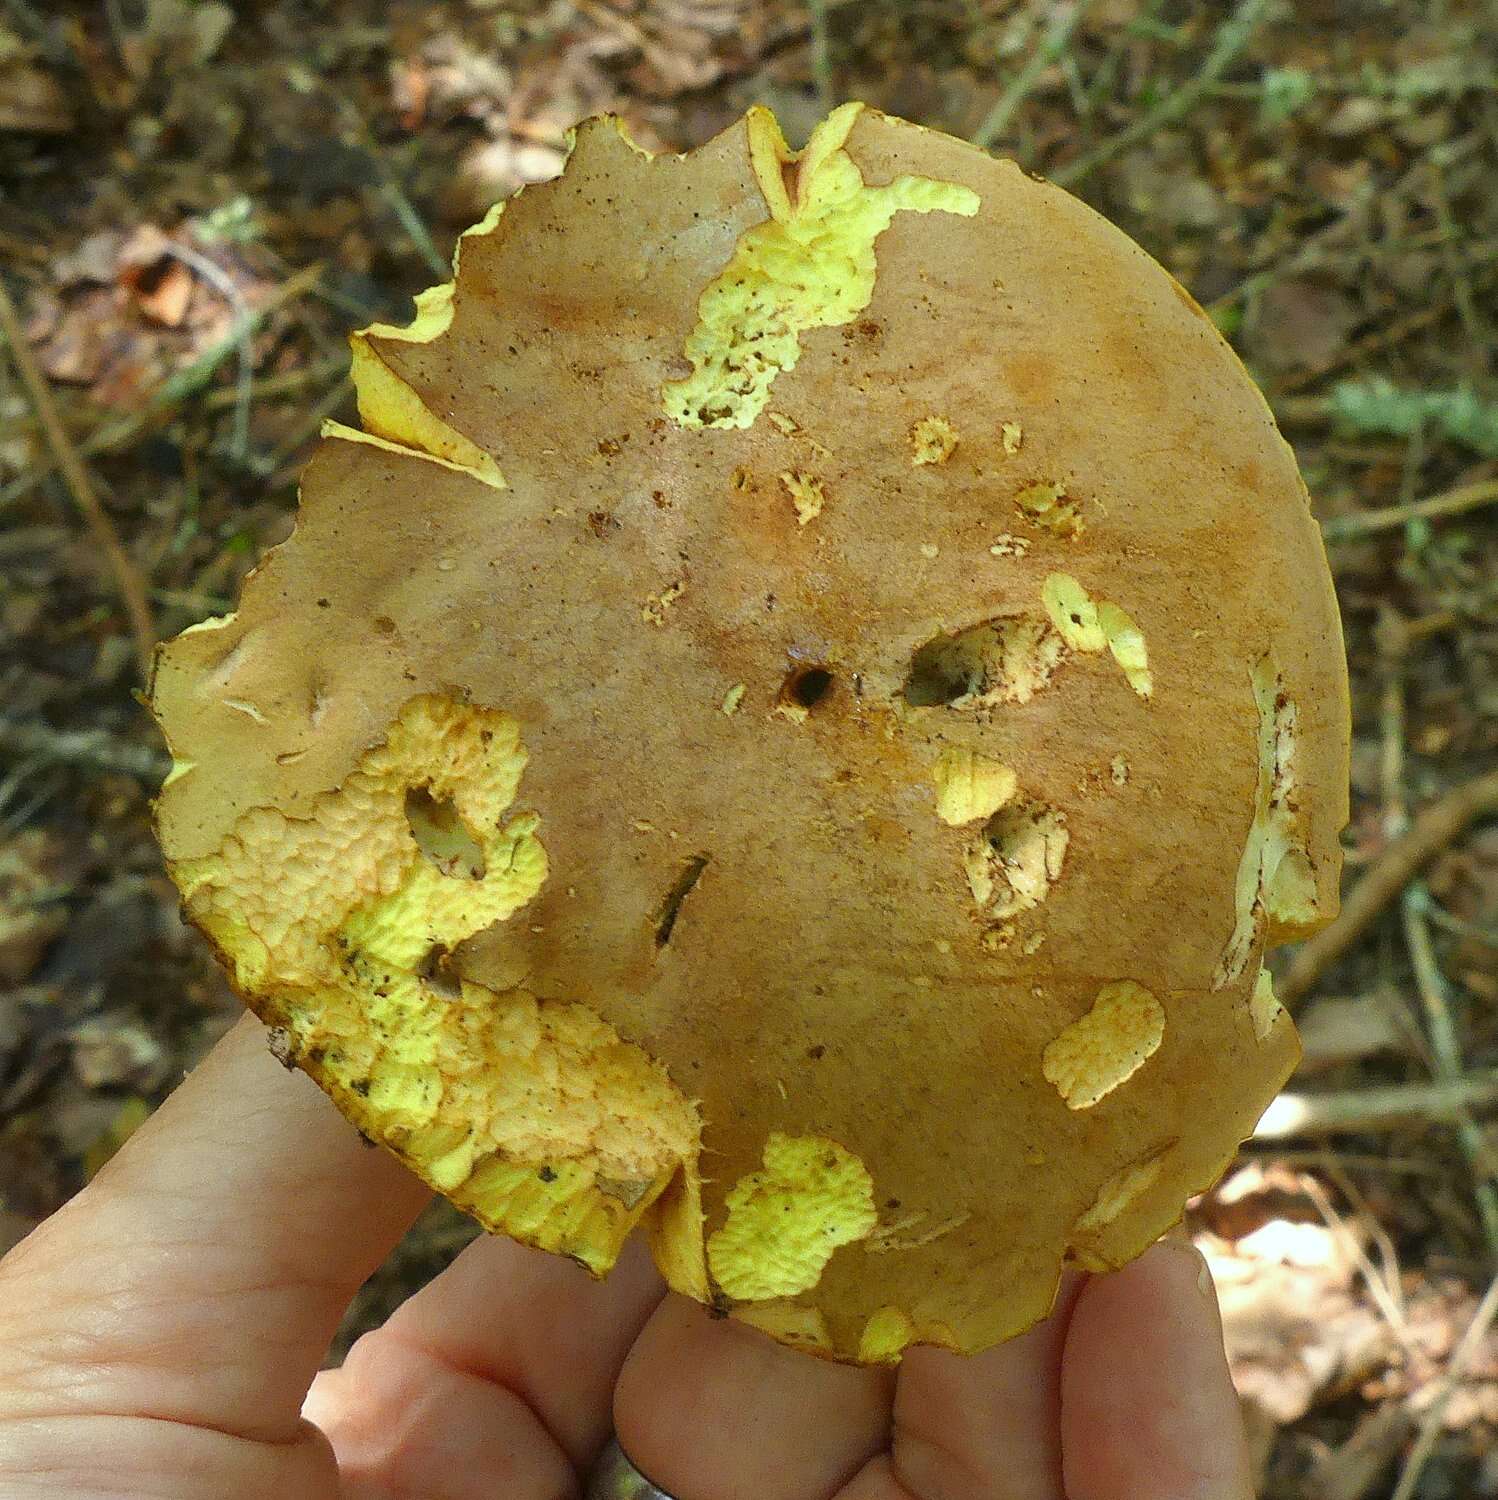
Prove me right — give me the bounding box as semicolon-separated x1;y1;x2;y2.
1214;654;1324;986
745;103;869;223
664;104;978;431
321;418;503;486
169;690;706;1279
149;611;237;787
339;195;512;489
339;344;505;489
648;1158;710;1300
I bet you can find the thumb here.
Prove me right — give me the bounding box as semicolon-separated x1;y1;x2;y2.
1060;1236;1254;1500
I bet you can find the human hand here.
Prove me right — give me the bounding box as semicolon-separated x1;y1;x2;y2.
0;1016;1255;1499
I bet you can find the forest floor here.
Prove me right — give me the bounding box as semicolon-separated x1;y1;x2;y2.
2;2;1496;1495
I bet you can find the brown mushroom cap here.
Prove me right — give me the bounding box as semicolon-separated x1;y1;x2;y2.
151;103;1349;1362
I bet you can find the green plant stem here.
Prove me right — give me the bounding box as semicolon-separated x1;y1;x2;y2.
1054;0;1271;186
974;0;1098;150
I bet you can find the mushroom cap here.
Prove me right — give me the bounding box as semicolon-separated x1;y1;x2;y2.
151;104;1349;1362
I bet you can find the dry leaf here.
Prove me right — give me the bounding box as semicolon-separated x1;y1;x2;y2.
0;60;72;134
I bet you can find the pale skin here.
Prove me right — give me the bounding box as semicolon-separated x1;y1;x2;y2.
0;1016;1256;1499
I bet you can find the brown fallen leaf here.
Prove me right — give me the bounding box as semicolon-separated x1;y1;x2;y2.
0;830;67;984
1199;1189;1399;1422
34;294;108;385
133;259;195;328
51;231;124;288
118;0;233;81
1196;1159;1324;1242
1246;279;1363;373
67;1017;170;1092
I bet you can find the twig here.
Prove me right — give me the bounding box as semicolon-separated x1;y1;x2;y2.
0;765;65;836
1272;302;1449;396
101;0;129;70
1403;882;1498;1260
162;241;254;459
1321;1156;1410;1324
0;754;41;822
1272;393;1334;427
974;0;1097;150
332;95;448;280
1305;1402;1417;1500
377;181;449;282
1428;154;1491;372
0;523;64;558
806;0;834;112
1389;1268;1498;1500
1423;898;1498;949
1404;607;1461;642
1253;1073;1498;1137
150;587;233;615
1320;477;1498;542
1300;1173;1408;1340
0;262;324;509
1377;602;1498;1261
1279;770;1498;1003
1053;0;1270;186
2;0;70;60
0;716;169;783
1377;602;1410;838
1242;1148;1444;1176
0;275;156;680
1406;891;1480;1113
254;374;353;473
1210;227;1469;319
200;353;348;410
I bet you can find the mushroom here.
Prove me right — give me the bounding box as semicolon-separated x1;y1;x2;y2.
149;102;1349;1363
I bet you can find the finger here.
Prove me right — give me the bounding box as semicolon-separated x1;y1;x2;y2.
1059;1239;1254;1500
0;1015;431;1445
613;1294;895;1500
305;1343;573;1500
840;1274;1082;1500
306;1232;664;1489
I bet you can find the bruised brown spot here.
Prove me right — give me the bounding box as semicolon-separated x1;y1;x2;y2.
1004;350;1059;405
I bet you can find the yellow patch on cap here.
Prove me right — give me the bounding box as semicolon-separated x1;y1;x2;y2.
707;1132;877;1300
910;415;959;466
932;748;1018;826
663;104;979;430
1042;980;1166;1110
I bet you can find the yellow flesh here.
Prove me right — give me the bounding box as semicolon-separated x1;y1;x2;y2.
707;1133;878;1300
932;748;1019;826
663;104;978;430
910;415;960;466
1042;980;1166;1110
1041;574;1153;698
1215;656;1319;985
173;694;699;1269
338;199;508;488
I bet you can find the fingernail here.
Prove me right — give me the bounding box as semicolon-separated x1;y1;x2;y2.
1157;1233;1215;1300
